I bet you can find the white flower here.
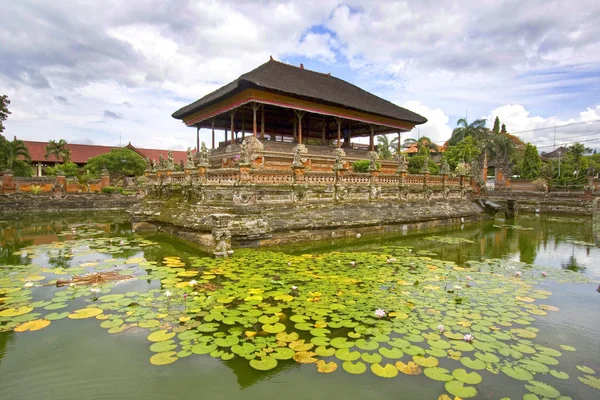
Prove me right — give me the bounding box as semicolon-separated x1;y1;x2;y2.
541;272;548;277
90;287;101;294
189;280;198;286
69;283;75;288
463;333;474;343
466;276;473;281
350;261;356;266
356;233;361;238
119;240;125;245
515;271;522;278
374;308;386;318
454;285;462;291
164;290;172;298
291;285;298;290
437;324;444;333
24;281;34;288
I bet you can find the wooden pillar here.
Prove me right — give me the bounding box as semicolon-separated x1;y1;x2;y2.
37;162;42;177
225;128;228;146
397;131;401;154
229;110;236;145
321;116;326;145
335;117;342;148
211;119;216;149
292;118;297;142
369;125;375;151
260;104;265;139
242;108;245;139
252;102;259;138
294;110;305;145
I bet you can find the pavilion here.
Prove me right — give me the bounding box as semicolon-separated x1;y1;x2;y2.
172;58;427;154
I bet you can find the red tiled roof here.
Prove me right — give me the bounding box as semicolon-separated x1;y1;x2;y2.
21;140;191;165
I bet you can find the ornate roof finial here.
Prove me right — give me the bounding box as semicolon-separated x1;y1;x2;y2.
270;55;273;60
300;63;304;69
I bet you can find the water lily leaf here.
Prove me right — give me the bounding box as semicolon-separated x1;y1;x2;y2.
445;380;477;399
342;360;367;374
576;365;595;374
378;347;404;359
150;340;178;353
315;346;336;357
413;355;439;367
396;361;422;375
293;351;318;364
0;306;33;317
501;366;533;381
520;360;550;374
147;330;176;342
549;370;569;380
361;352;383;364
524;381;560;399
578;375;600;390
289;340;313;351
474;352;500;363
149;351;178;366
262;323;286;333
44;303;68;310
330;337;354;349
275;331;299;342
14;319;51;332
100;319;124;329
316;360;338;373
452;368;482;385
424;367;454;381
192;343;217;355
335;348;361;361
271;347;295;360
98;294;125;302
258;315;279;324
371;363;398;378
214;336;239;347
460;357;486;370
68;308;103;319
532;354;559;366
44;312;69;321
355;338;379;351
559;345;576;352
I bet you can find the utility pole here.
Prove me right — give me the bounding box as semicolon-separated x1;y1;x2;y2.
119;131;122;147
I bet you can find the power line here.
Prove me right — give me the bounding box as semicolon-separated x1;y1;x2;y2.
529;131;600;145
537;136;600;150
509;119;600;134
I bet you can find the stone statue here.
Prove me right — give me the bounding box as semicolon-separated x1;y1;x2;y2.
240;140;251;165
333;148;345;171
440;159;450;175
368;151;379;171
151;159;157;172
186;147;195;169
291;146;303;168
167;151;175;170
145;157;151;171
420;155;430;174
158;155;164;169
198;142;209;167
396;152;407;173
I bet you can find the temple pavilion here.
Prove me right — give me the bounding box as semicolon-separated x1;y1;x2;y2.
172;58;427;156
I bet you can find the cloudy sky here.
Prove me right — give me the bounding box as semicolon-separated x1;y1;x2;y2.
2;0;600;152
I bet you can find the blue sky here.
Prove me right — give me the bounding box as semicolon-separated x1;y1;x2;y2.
1;0;599;151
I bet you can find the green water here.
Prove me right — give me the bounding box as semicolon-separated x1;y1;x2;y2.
0;212;599;400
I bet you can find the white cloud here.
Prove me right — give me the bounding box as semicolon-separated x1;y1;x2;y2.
401;101;452;144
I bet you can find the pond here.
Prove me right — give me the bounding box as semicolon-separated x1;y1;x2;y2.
0;212;599;400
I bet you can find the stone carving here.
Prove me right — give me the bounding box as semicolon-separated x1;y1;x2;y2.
420;155;430;174
291;146;304;168
213;229;232;257
197;143;210;167
333;148;345;171
186;147;195;169
443;186;451;199
424;188;433;200
233;190;256;205
334;184;349;201
396;153;407;173
368;151;379;171
167;151;175;170
293;186;307;202
239;140;251;165
151;159;157;172
369;185;381;201
399;187;409;201
145;157;151;171
158;155;165;170
440;159;450;175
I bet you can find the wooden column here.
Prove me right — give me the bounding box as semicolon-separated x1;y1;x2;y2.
369;125;375;151
260;104;265;139
397;131;401;154
242;108;245;140
229;110;236;145
252;102;259;138
211;119;216;149
225;128;228;145
335;117;342;148
321;115;326;145
294;110;305;144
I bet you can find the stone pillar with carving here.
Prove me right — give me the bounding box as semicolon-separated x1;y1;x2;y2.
100;168;109;190
1;170;15;194
239;140;252;183
144;157;151;177
291;145;306;183
332;148;347;201
440;159;450;187
210;214;233;258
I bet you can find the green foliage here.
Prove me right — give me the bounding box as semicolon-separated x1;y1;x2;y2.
45;139;71;163
85;148;146;181
376;134;399;159
28;184;44;195
101;186;124;194
0;95;10;133
567;142;592;176
46;162;79;177
448;118;488;146
408;156;439;174
520;143;541;179
0;135;33;176
352;159;372;173
10;159;34;177
442;137;481;170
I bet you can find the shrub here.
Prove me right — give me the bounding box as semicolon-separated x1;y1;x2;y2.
102;186;116;194
28;184;44;195
351;159;380;173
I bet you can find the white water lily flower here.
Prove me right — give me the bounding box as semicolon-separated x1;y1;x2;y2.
69;283;75;288
466;276;473;281
374;308;386;318
438;324;444;333
454;285;462;290
350;261;356;266
24;281;33;288
164;290;172;298
90;287;101;294
189;280;198;286
463;333;474;343
291;285;298;290
515;271;522;278
356;233;361;238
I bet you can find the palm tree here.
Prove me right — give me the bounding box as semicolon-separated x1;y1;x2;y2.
568;142;592;177
448;118;488;146
376;134;398;159
45;139;71;163
0;136;31;170
402;138;417;149
416;136;439;153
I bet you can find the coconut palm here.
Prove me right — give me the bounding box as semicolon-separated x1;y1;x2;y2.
568;142;592;176
376;134;399;159
448;118;488;146
416;136;439;153
45;139;71;163
0;136;31;170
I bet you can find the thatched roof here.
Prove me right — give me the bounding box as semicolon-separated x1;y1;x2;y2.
172;59;427;125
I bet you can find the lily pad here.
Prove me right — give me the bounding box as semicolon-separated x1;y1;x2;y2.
149;351;178;366
371;363;398;378
452;368;482;385
424;367;454;381
524;381;560;399
342;360;367;374
445;380;477;398
147;330;176;342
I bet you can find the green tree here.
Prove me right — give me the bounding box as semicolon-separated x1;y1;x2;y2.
448;118;488;146
85;148;146;181
520;143;541;179
0;136;31;171
376;134;398;159
407;156;439;174
492;116;500;135
45;139;71;163
0;95;10;133
567;142;592;177
416;136;439;153
442;137;481;170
